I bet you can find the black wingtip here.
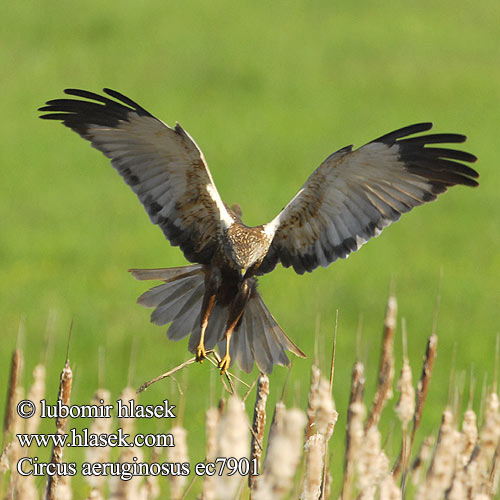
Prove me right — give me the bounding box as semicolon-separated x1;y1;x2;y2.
103;88;153;116
371;122;434;145
38;88;157;126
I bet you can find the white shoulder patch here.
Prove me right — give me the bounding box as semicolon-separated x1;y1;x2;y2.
206;183;234;229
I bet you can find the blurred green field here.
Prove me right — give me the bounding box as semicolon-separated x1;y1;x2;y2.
1;0;499;496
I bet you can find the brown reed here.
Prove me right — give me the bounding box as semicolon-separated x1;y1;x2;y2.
250;374;269;491
45;357;73;500
366;294;397;431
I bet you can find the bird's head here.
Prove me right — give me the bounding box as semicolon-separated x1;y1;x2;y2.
224;223;272;279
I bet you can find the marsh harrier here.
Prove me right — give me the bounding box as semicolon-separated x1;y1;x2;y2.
40;89;479;373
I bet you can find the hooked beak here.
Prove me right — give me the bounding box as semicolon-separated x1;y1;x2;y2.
240;268;247;279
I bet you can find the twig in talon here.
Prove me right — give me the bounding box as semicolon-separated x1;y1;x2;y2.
208;350;222;365
205;354;234;394
224;373;236;395
206;352;251;388
220;376;233;395
137;352;213;393
220;368;251;389
202;347;250;393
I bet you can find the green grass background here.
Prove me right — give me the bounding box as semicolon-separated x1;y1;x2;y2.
1;0;499;496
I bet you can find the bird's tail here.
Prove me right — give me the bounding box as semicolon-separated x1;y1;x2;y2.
222;290;306;373
129;265;206;342
129;265;305;373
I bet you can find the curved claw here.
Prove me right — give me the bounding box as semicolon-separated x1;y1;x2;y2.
218;353;231;374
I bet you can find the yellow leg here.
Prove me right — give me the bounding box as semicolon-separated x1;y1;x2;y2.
197;294;216;362
219;308;245;374
196;331;207;362
218;330;234;374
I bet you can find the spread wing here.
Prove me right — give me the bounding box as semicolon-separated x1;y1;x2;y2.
39;88;234;264
260;123;479;275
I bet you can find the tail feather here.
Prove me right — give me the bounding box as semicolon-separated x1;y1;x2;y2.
131;264;306;374
217;291;306;374
150;277;203;326
130;265;204;282
204;304;228;350
254;298;291;367
136;274;196;309
229;311;254;374
249;306;275;374
165;284;204;340
131;265;205;340
257;295;306;359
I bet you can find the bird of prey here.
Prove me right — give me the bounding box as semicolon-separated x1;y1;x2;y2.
39;89;479;374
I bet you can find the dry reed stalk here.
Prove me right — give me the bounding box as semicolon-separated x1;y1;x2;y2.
53;475;72;500
86;489;105;500
357;426;390;500
379;472;402;500
416;408;460;500
202;407;219;500
395;342;415;430
137;355;202;393
45;358;73;500
215;395;250;500
0;445;10;474
253;398;286;498
316;376;338;500
109;386;139;500
395;352;415;491
394;333;437;477
300;433;325;500
14;367;39;500
322;469;332;500
461;407;478;466
110;446;145;500
459;408;480;497
167;426;189;500
448;407;478;500
448;463;467;499
254;406;307;500
3;349;23;438
249;374;269;491
411;334;438;446
410;436;434;486
6;385;25;500
477;391;500;495
306;365;321;441
204;351;243;394
342;361;365;500
265;401;286;452
26;364;46;435
464;452;481;498
85;389;112;494
139;446;161;500
366;294;396;431
319;323;338;500
2;347;24;499
489;441;500;498
315;376;337;439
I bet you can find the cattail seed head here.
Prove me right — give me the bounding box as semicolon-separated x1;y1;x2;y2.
215;395;249;500
168;426;189;500
300;433;325;500
395;358;415;430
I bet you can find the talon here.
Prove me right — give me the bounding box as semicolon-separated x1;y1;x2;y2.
218;354;231;374
196;344;206;363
